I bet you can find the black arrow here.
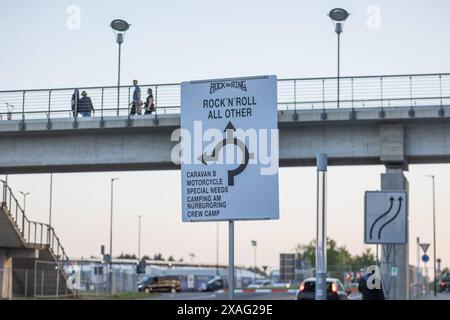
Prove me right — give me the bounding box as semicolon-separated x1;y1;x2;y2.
228;138;250;186
224;121;236;132
198;122;236;165
378;196;403;240
369;197;394;240
197;121;252;186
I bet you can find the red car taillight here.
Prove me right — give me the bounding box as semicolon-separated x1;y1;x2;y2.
331;283;338;293
299;282;305;292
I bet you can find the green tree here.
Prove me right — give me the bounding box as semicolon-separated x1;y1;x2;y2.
153;253;164;261
168;256;175;262
295;238;353;267
117;253;137;259
351;248;376;268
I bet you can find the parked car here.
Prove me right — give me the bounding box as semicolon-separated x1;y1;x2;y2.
296;277;348;300
439;273;450;292
247;279;273;289
199;277;227;292
137;275;181;293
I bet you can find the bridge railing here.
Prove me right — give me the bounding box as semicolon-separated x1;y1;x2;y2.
0;73;450;122
0;180;69;262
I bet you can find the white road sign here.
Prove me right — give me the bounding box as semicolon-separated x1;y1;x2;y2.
180;75;279;222
364;191;407;244
419;243;430;253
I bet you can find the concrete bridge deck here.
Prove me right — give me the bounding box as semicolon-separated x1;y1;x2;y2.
0;105;449;173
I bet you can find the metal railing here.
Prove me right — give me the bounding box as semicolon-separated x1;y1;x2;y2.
0;73;449;124
0;180;69;262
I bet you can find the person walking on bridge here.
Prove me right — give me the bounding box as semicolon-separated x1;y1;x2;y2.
130;79;142;115
78;91;94;117
144;88;155;115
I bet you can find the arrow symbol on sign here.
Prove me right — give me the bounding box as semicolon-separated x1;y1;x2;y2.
377;196;403;240
369;196;394;240
197;121;254;186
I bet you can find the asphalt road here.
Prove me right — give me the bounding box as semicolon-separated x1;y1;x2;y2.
142;291;296;300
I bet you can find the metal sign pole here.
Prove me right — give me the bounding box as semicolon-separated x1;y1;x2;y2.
228;220;235;300
315;154;327;300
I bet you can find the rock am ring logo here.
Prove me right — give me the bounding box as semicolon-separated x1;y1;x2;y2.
210;80;247;94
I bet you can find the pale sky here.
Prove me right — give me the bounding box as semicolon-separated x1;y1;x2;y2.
1;0;449;270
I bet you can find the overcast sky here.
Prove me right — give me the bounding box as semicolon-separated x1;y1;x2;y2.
1;0;449;270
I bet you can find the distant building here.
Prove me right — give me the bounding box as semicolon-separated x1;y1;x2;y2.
279;253;312;284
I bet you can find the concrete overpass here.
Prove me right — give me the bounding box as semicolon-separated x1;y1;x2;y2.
0;105;448;173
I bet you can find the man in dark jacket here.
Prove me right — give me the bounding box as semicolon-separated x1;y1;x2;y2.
78;91;94;117
358;271;385;300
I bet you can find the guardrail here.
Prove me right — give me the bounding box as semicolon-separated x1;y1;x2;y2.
0;180;69;262
0;73;449;125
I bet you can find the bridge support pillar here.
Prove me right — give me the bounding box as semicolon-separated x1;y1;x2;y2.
0;249;12;299
380;168;409;300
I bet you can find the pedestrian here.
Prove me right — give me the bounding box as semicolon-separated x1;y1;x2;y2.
358;271;385;300
130;79;142;115
71;88;80;117
78;91;94;117
144;88;155;115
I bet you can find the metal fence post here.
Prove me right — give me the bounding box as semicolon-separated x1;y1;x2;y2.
153;86;159;125
100;88;105;127
439;74;445;116
47;90;52;129
56;268;60;299
20;91;26;130
321;79;327;120
409;76;415;117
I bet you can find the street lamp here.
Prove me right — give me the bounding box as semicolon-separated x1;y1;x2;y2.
328;8;350;109
426;175;437;297
110;19;130;116
138;215;141;261
251;240;257;283
19;191;30;213
109;177;119;293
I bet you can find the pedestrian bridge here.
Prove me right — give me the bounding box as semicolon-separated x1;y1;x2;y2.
0;72;449;173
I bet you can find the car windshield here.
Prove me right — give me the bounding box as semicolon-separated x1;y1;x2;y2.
303;281;335;292
442;273;450;281
207;278;221;285
138;276;153;284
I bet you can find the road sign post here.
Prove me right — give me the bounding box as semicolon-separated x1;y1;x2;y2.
228;221;234;300
315;153;327;300
180;75;279;300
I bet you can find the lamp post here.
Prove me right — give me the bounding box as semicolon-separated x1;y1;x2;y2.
19;191;30;213
426;175;437;297
109;177;119;293
110;19;130;116
138;215;141;261
328;8;350;109
315;154;327;300
251;240;257;282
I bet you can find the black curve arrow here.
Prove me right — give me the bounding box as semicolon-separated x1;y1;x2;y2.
228;139;250;186
377;196;403;240
197;121;235;165
197;121;253;186
369;196;394;240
